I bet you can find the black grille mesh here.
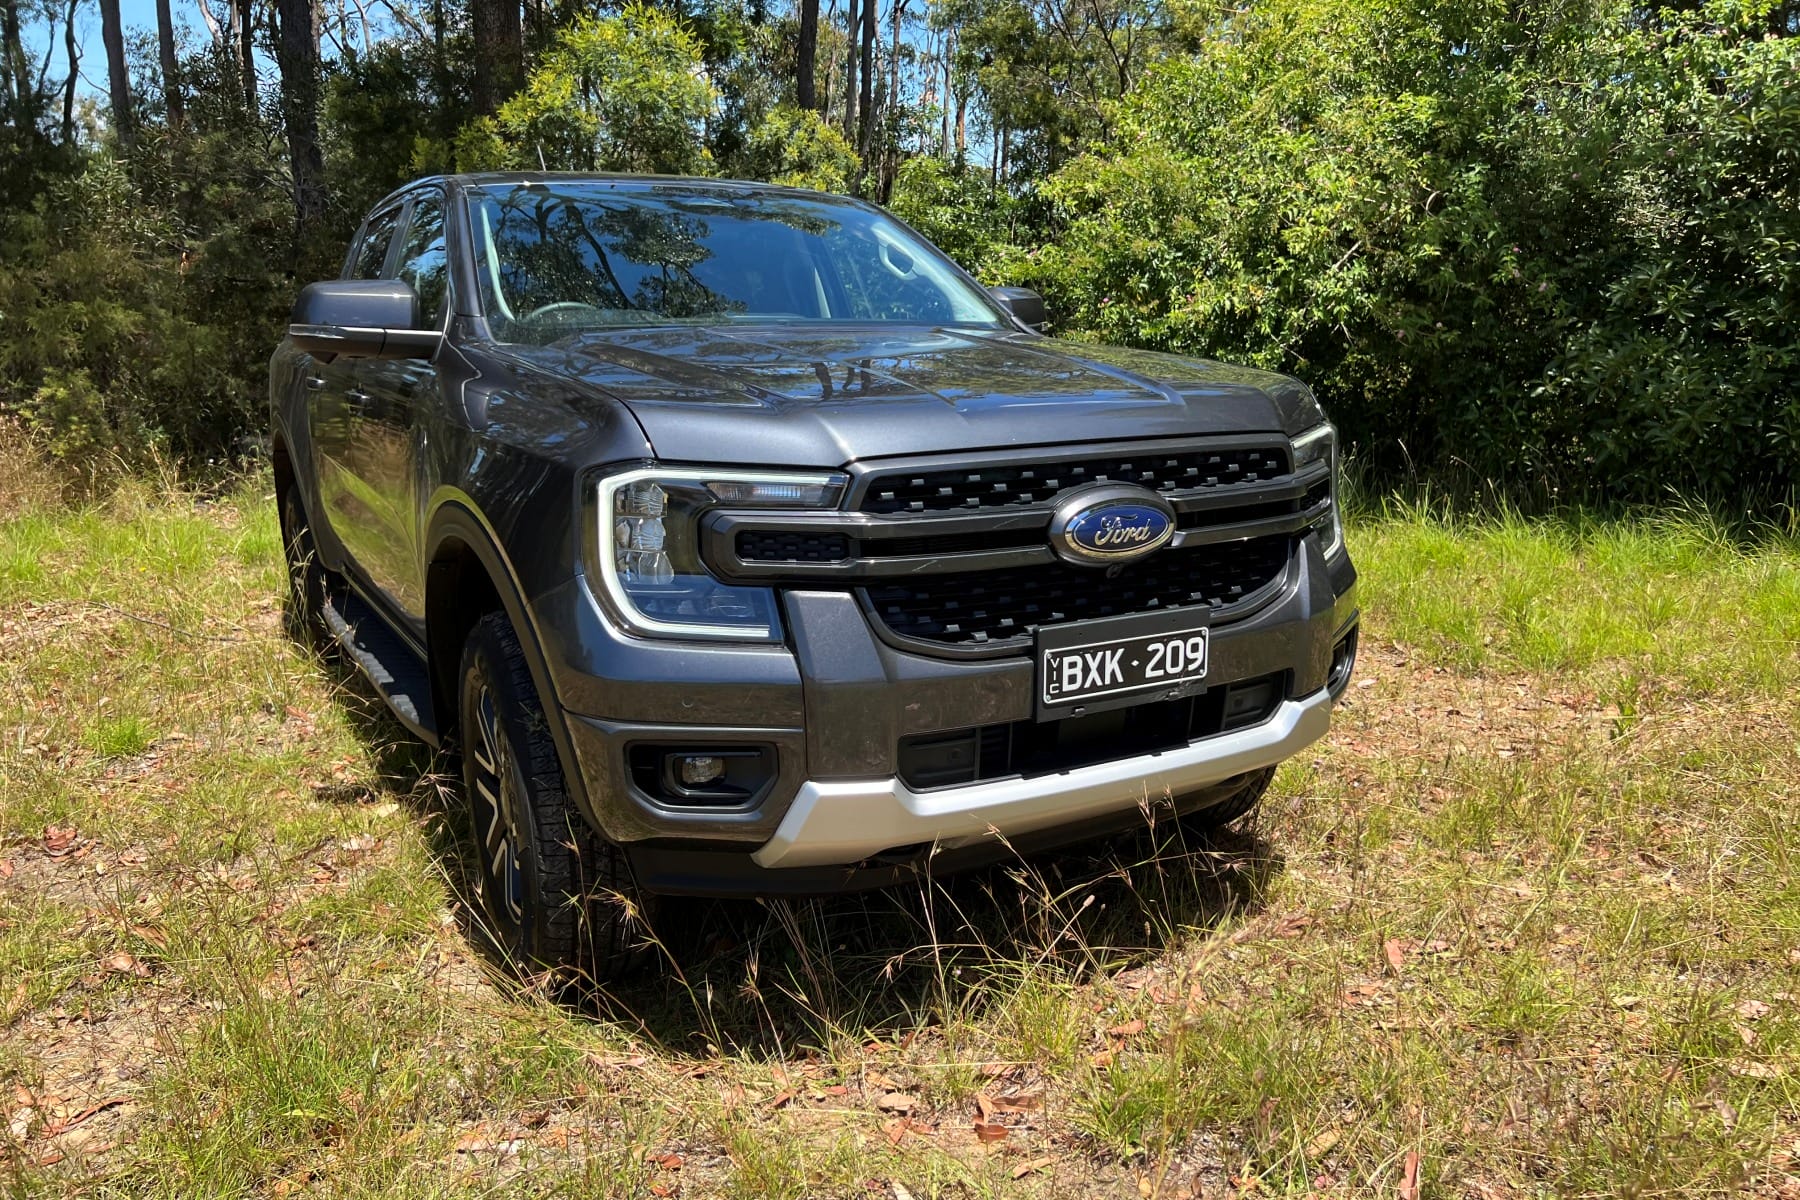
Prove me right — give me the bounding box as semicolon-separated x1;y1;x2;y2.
861;445;1290;514
735;530;852;563
864;537;1291;648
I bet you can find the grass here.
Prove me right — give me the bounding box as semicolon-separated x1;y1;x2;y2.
1;476;1797;1197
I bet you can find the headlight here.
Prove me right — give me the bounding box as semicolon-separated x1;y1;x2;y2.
1290;423;1343;559
588;465;848;641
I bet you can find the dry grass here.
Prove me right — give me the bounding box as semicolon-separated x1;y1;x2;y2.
1;478;1797;1197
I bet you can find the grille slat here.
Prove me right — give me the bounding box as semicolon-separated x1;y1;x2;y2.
860;446;1289;515
863;537;1291;650
735;530;851;563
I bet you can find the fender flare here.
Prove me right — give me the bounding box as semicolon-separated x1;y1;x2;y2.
423;495;602;832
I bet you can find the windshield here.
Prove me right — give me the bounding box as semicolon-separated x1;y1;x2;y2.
467;182;1008;343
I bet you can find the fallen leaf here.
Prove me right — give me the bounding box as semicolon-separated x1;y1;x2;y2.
43;1096;129;1136
1108;1018;1146;1038
891;1183;918;1200
973;1120;1008;1144
43;827;78;855
1715;1097;1738;1130
823;1085;849;1096
101;952;150;978
1737;999;1772;1022
1090;1048;1116;1068
1012;1157;1055;1179
1611;994;1644;1009
1727;1060;1783;1080
875;1092;915;1114
1398;1150;1421;1200
1305;1128;1341;1157
767;1089;797;1110
0;859;12;878
649;1152;683;1170
129;924;168;949
1384;939;1408;972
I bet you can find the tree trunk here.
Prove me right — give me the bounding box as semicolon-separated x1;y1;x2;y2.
237;0;257;111
842;0;857;140
2;0;24;122
470;0;522;117
796;0;818;110
156;0;183;126
275;0;325;233
882;0;900;197
61;0;78;138
954;87;966;157
856;0;874;161
98;0;133;147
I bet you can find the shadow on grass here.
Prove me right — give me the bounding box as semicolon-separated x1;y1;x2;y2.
308;645;1283;1057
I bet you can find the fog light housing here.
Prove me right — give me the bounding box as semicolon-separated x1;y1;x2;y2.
1327;626;1358;701
627;744;778;809
677;755;725;786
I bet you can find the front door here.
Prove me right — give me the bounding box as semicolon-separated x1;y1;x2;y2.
312;203;403;588
338;189;451;631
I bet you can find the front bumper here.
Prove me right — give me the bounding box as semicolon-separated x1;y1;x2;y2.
752;683;1333;869
538;531;1356;889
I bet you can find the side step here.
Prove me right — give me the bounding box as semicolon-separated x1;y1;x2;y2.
319;589;439;743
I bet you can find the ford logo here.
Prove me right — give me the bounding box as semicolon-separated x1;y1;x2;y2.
1048;484;1176;566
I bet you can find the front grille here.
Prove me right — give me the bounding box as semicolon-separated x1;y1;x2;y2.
863;536;1291;649
898;672;1288;790
736;529;851;563
861;445;1290;514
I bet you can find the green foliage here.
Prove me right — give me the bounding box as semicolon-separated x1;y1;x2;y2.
1030;0;1800;501
740;106;859;192
474;4;717;175
886;157;1021;280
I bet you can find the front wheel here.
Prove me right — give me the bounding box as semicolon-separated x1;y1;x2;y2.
458;611;648;980
280;488;328;650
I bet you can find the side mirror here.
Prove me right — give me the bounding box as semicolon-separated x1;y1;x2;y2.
287;280;441;360
990;286;1048;332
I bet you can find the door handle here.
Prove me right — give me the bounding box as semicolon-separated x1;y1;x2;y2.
304;376;326;391
345;388;371;412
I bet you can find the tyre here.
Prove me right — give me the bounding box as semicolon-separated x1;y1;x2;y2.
1175;766;1275;834
280;487;328;650
458;611;646;980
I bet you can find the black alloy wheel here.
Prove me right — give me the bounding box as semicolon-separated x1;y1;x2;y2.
457;611;647;980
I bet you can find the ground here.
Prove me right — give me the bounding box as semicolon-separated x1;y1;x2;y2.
1;474;1797;1197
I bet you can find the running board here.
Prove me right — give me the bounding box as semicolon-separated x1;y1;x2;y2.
319;589;439;743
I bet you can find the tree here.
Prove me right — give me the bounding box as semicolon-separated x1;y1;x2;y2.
796;0;819;109
275;0;326;230
98;0;133;147
471;0;523;117
155;0;183;126
464;4;715;175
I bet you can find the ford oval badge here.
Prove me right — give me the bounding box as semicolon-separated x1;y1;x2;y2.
1048;484;1176;566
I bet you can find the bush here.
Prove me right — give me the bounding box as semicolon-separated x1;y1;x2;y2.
741;106;859;192
1032;0;1800;502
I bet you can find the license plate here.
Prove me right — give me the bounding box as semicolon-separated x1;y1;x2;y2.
1037;607;1210;719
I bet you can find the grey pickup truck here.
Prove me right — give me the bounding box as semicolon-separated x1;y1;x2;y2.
270;173;1359;977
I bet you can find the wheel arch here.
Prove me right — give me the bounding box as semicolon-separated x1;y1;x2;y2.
423;498;600;831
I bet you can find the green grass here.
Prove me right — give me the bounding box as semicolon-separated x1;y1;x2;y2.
0;479;1796;1197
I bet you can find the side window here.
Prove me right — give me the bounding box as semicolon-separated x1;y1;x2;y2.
392;196;449;326
351;207;402;279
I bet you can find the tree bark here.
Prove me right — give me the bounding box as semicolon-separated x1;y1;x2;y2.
842;0;856;139
275;0;325;233
857;0;874;159
98;0;134;147
796;0;818;110
61;0;78;138
156;0;183;126
470;0;522;117
236;0;257;111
